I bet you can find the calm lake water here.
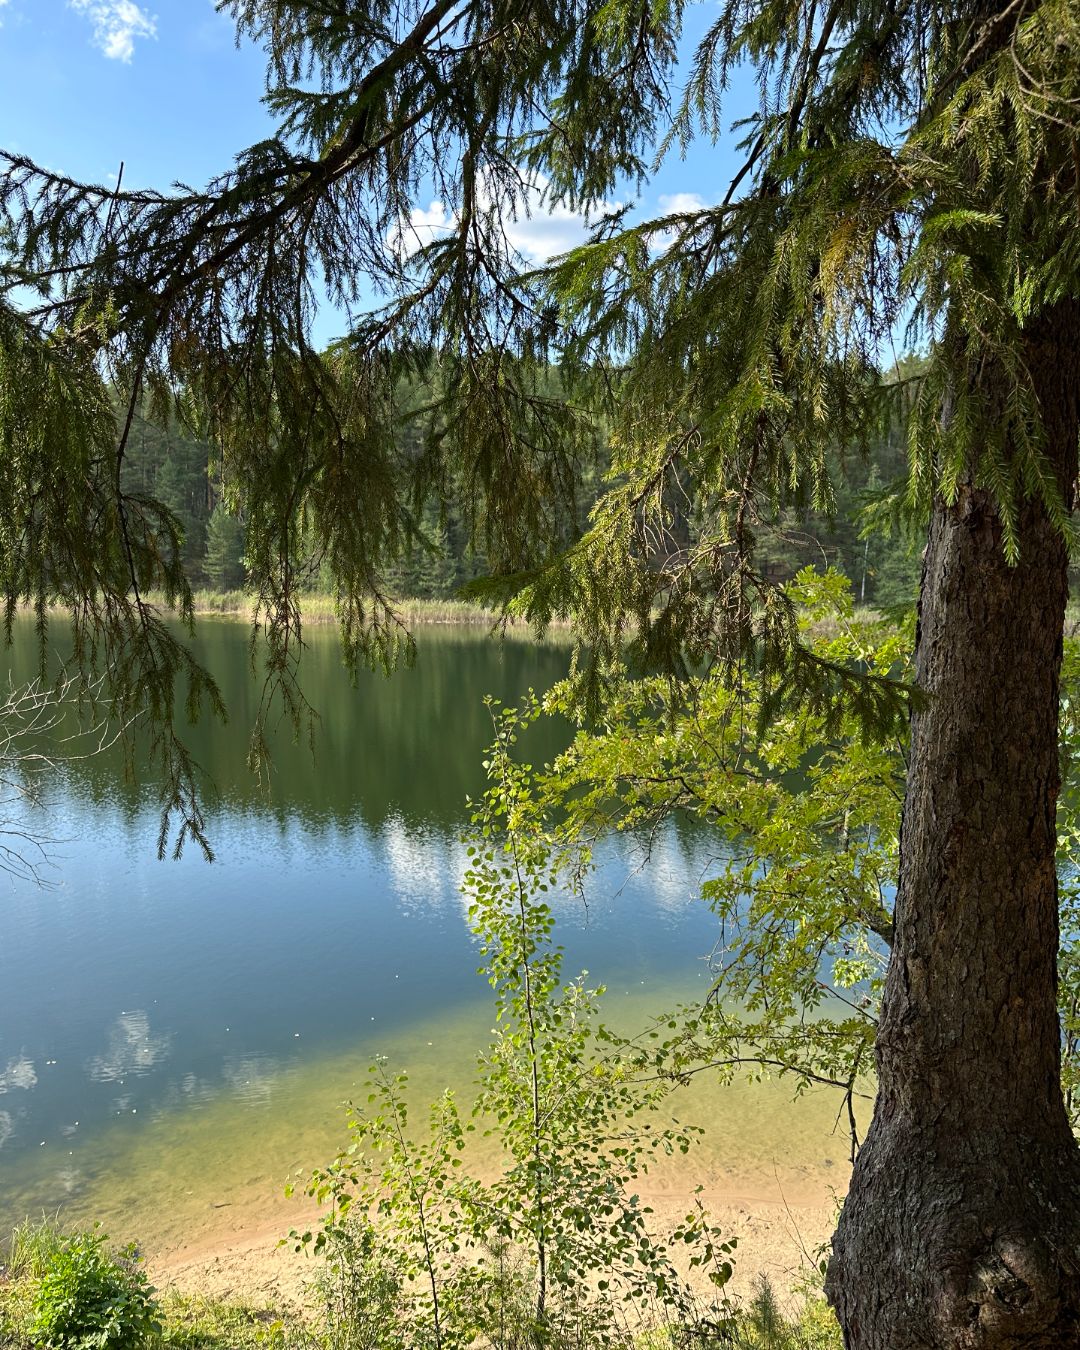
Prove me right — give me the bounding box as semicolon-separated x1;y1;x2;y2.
0;620;848;1254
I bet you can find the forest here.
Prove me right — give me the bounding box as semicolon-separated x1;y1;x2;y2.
123;373;923;610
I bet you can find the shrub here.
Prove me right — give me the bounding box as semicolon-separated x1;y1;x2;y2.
29;1227;162;1349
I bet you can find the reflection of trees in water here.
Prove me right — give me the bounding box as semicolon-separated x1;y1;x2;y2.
0;624;724;1200
4;622;572;839
0;672;134;885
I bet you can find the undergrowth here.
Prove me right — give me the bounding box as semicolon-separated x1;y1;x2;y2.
0;1221;841;1350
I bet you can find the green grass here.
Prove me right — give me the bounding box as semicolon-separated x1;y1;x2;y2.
147;588;876;637
155;1293;292;1349
1;1218;842;1350
4;1215;68;1280
40;586;877;641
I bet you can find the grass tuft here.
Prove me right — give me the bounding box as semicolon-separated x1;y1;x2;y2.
3;1213;67;1280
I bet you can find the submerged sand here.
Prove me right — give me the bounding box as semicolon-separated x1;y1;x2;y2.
2;989;861;1308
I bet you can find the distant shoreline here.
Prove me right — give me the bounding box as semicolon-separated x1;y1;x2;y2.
160;591;541;627
30;591;576;633
29;590;901;639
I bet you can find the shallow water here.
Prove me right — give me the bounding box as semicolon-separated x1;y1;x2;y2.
0;620;853;1253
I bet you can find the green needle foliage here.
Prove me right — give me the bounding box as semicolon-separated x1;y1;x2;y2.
11;0;1076;839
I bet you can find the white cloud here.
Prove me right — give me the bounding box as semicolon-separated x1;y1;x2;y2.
69;0;156;62
389;199;454;259
502;182;620;263
391;174;621;267
650;191;711;253
657;192;708;214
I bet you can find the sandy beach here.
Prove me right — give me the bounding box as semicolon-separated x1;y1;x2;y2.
150;1155;846;1312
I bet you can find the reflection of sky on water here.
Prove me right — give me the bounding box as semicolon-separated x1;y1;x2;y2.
221;1053;285;1107
377;812;708;924
0;801;720;1178
381;814;472;912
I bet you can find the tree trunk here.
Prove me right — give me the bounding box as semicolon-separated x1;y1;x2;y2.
825;301;1080;1347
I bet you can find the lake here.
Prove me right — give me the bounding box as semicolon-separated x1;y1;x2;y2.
0;619;850;1262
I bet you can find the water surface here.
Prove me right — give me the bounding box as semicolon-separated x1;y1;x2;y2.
0;620;849;1252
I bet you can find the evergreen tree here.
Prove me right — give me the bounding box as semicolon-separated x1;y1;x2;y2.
203;504;246;591
156;452;206;578
3;0;1080;1342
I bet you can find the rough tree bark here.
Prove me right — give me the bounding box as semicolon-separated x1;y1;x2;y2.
825;302;1080;1346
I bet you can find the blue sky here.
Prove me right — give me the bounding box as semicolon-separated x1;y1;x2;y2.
0;1;752;343
0;3;274;189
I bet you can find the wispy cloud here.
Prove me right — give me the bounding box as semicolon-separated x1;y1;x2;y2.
69;0;156;62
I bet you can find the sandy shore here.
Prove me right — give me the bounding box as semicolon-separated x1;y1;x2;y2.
151;1172;843;1313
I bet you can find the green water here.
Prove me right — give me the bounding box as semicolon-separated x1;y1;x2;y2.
0;620;851;1255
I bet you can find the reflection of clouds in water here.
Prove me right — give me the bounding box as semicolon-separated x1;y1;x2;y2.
222;1054;282;1106
379;813;714;930
151;1056;285;1117
579;830;717;924
56;1167;82;1195
381;815;470;911
0;1110;13;1150
87;1011;172;1083
628;831;697;914
153;1072;216;1120
0;1055;37;1093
